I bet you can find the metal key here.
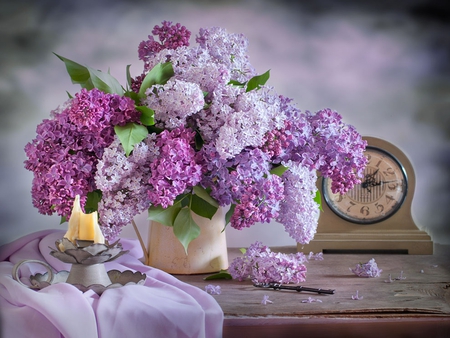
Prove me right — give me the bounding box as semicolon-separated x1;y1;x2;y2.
254;282;335;294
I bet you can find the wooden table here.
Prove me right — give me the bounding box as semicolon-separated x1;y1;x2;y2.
176;244;450;338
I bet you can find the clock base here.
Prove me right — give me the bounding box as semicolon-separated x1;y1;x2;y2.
298;230;433;255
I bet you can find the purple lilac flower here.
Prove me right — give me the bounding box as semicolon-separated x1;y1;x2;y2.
351;258;382;278
229;242;308;284
24;89;140;219
199;147;284;229
138;21;191;69
302;109;367;194
147;127;203;208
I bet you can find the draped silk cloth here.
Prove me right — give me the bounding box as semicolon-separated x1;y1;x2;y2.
0;230;223;338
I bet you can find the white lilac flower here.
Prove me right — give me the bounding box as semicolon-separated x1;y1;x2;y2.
277;161;320;244
144;79;204;129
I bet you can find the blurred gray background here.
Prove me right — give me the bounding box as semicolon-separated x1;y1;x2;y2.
1;0;449;248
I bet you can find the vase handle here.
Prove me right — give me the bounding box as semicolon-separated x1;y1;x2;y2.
12;259;54;288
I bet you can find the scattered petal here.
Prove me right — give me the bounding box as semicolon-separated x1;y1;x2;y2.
204;284;222;295
308;252;324;261
384;274;394;283
395;271;406;280
301;296;322;303
351;290;363;300
261;294;273;305
420;269;425;273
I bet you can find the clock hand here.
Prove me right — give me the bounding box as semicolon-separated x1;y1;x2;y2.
361;169;379;192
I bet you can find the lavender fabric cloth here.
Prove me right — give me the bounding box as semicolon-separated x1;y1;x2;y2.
0;230;223;338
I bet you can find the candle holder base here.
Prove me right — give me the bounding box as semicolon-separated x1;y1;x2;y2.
66;263;112;287
12;259;146;295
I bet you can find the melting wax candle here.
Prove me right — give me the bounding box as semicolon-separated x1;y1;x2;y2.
64;195;105;245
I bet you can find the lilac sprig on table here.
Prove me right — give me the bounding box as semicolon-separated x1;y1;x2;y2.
24;20;367;252
228;242;308;284
350;258;383;278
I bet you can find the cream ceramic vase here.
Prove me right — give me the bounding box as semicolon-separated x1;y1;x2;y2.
147;207;229;274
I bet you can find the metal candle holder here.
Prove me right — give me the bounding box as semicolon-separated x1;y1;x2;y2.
12;238;146;295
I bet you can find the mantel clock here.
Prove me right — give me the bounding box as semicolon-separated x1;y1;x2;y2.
298;136;433;255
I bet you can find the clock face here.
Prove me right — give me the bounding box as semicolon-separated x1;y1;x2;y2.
322;146;408;224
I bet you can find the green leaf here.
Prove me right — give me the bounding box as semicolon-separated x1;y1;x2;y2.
54;53;94;89
239;248;247;254
224;204;236;230
87;67;123;95
124;90;140;103
228;79;245;87
204;270;232;280
114;123;148;156
194;130;204;151
191;194;218;220
84;190;102;214
139;62;174;97
126;64;132;88
60;216;67;224
136;106;155;126
314;190;323;211
148;202;183;226
193;186;219;207
173;208;201;254
246;70;270;92
270;164;289;177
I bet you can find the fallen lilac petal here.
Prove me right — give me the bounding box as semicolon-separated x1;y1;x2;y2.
301;297;322;303
204;284;222;295
351;290;363;300
420;269;425;274
384;274;394;283
261;294;273;305
308;252;324;261
395;271;406;280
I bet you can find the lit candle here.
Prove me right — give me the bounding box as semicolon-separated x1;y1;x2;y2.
64;195;105;245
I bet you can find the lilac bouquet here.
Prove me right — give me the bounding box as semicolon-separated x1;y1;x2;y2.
25;21;367;252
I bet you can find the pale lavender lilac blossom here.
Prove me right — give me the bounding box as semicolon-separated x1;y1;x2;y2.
95;135;158;240
351;258;383;278
277;161;320;244
229;242;308;284
144;79;205;129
